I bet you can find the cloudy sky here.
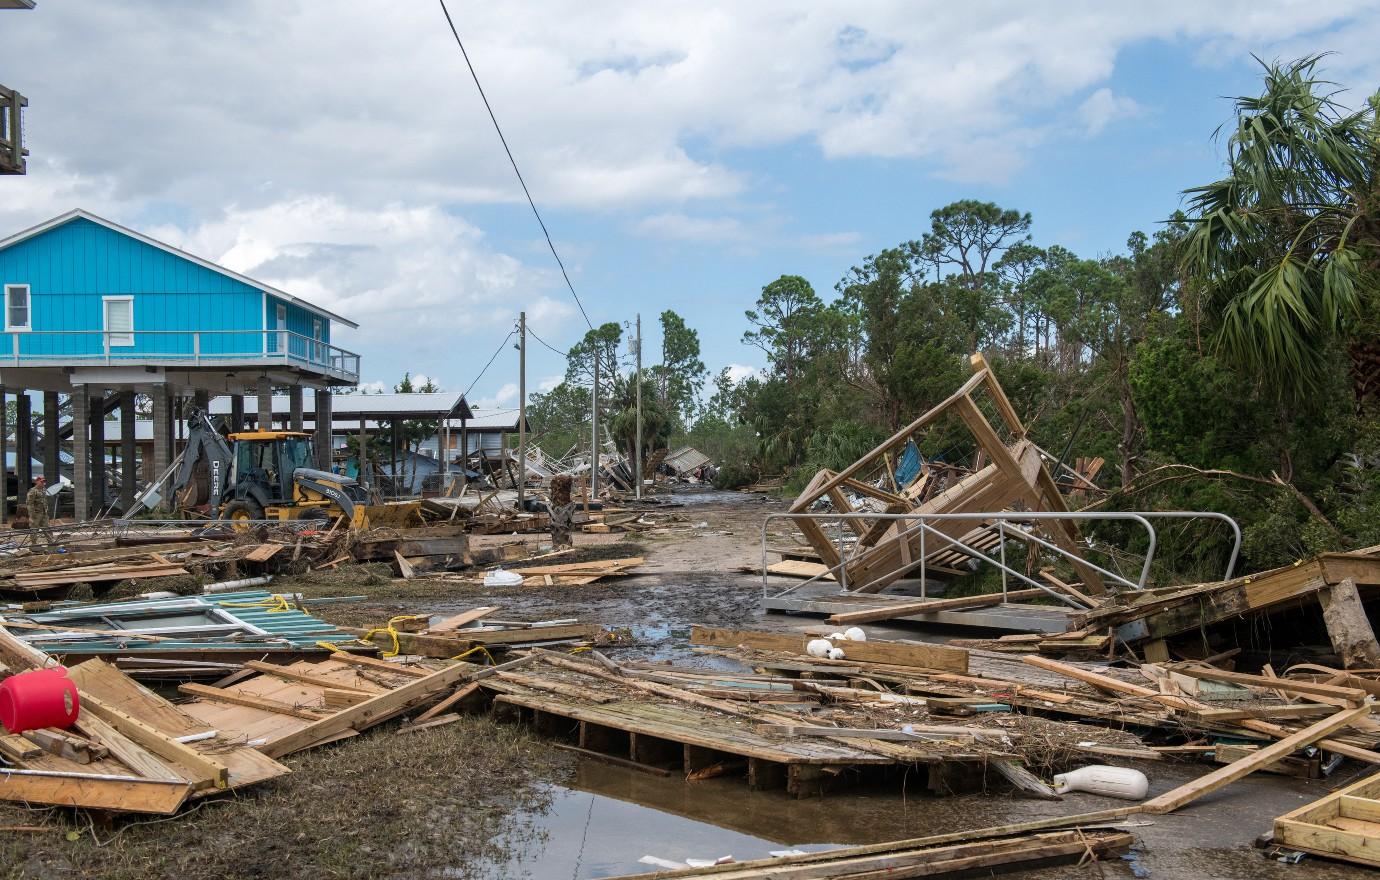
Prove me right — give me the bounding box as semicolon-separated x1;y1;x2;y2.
2;1;1379;407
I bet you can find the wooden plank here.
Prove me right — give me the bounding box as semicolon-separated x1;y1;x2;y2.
414;682;480;723
325;652;431;678
1039;569;1100;608
71;713;183;782
1275;819;1380;867
243;543;283;563
510;557;644;575
1170;666;1367;703
178;682;329;721
1340;795;1380;823
427;607;500;633
0;770;191;814
394;550;415;580
78;694;231;789
242;660;378;693
1142;705;1370;814
1321;578;1380;668
690;626;968;674
826;588;1049;625
259;655;538;759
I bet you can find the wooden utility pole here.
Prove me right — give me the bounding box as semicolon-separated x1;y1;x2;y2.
634;313;642;500
517;311;526;510
590;350;599;499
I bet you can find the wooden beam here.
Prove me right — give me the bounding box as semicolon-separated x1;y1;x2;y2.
325;652;432;678
1142;705;1371;813
178;682;330;720
427;607;500;633
79;694;230;789
826;588;1049;625
1321;577;1380;668
1171;666;1368;704
243;660;378;693
690;625;969;673
0;770;191;814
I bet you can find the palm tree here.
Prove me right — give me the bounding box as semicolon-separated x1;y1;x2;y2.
1182;56;1380;404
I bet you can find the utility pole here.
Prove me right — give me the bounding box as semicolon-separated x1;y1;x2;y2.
517;311;526;511
634;313;643;500
590;349;599;499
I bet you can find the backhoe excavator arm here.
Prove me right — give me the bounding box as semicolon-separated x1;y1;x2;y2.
170;406;233;515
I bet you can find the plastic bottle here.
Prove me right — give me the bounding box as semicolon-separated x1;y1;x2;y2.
1051;765;1148;800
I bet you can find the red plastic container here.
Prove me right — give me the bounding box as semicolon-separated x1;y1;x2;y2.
0;666;80;733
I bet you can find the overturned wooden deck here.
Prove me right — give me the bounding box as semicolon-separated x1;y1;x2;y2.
475;652;1011;798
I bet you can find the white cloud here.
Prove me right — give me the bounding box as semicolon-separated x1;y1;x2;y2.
634;212;744;243
7;0;1375;212
471;382;519;409
537;375;564;393
1078;88;1143;135
725;363;761;384
146;197;558;384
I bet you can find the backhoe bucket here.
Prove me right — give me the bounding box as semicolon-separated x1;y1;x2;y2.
362;501;424;529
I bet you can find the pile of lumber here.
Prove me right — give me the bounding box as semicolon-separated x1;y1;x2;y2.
347;605;606;657
694;626;1380;817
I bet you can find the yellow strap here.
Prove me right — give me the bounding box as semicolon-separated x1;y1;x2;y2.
219;594;294;613
451;644;496;665
359;615;427;658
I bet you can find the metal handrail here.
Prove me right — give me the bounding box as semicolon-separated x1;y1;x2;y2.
761;509;1242;606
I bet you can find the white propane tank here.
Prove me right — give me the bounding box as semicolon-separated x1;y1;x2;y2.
827;647;847;660
806;639;833;658
1052;765;1148;800
843;627;867;642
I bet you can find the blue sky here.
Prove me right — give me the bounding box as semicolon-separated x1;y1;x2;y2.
2;2;1378;409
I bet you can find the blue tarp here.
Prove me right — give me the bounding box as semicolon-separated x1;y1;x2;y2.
895;440;923;487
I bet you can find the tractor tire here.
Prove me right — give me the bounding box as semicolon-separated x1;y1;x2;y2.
223;498;264;531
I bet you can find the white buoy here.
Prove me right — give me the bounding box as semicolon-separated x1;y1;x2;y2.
806;639;833;658
827;632;846;641
843;627;867;642
827;647;846;660
1052;765;1149;800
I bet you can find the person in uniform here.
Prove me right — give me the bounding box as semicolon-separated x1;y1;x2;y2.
547;474;575;550
26;476;49;535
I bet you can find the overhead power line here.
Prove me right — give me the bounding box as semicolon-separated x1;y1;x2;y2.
462;328;517;399
436;0;594;331
525;324;569;359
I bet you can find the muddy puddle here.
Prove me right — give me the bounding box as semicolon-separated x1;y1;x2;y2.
473;754;1380;880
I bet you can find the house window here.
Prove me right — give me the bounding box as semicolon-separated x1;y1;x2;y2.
4;284;30;331
103;296;133;347
312;318;324;363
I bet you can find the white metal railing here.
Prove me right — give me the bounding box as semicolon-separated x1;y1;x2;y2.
0;329;360;380
761;510;1242;608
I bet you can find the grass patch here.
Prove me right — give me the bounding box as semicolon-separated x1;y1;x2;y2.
0;714;572;880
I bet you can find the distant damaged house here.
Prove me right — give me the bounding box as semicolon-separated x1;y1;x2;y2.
663;446;712;478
